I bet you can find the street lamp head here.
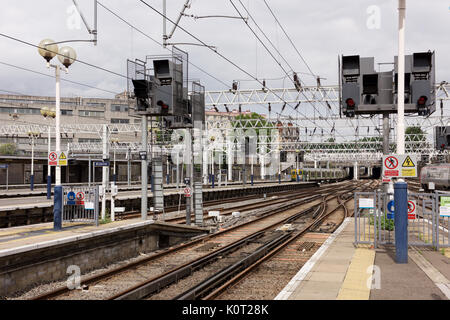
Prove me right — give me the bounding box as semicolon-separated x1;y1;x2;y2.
49;108;56;119
40;106;49;118
58;46;77;68
38;39;59;63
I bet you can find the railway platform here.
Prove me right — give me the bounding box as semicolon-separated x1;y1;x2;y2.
276;218;450;300
0;218;208;296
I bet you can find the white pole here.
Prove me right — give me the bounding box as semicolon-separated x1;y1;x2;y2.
227;140;232;181
55;65;61;185
31;136;34;177
113;144;116;184
48;127;51;177
101;125;109;220
397;0;406;155
176;152;179;188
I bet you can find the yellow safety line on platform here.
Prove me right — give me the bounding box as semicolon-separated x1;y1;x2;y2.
336;248;375;300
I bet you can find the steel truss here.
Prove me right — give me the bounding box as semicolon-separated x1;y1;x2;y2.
205;83;450;107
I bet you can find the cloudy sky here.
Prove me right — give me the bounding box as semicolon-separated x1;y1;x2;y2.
0;0;448;103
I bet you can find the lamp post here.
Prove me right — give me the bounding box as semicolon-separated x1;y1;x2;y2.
27;131;40;191
111;138;119;184
38;39;77;231
41;106;56;199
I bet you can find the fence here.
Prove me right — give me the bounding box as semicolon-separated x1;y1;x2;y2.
63;185;99;226
354;190;449;250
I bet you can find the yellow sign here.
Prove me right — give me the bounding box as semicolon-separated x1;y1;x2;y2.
402;156;415;168
58;152;68;166
401;168;416;177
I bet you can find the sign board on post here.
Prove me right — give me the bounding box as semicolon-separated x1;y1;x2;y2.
67;191;76;205
139;151;147;160
84;202;95;210
359;198;374;209
58;151;68;166
76;191;85;205
407;200;416;220
48;152;58;166
94;161;110;167
184;187;192;198
439;196;450;217
382;154;417;178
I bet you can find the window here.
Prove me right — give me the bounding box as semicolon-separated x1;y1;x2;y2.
111;118;130;124
0;107;40;114
85;102;105;108
79;110;104;118
61;109;73;116
111;104;128;112
78;138;101;143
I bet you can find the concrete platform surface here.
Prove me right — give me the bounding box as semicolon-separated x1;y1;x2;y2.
276;217;450;300
0;218;206;255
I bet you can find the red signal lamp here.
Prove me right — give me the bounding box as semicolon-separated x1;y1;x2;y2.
418;96;427;106
346;98;355;108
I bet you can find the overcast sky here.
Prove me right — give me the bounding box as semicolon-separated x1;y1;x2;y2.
0;0;448;104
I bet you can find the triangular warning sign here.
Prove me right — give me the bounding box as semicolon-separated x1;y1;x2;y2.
59;152;67;160
402;156;415;167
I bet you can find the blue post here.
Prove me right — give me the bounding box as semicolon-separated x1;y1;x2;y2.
46;175;51;199
113;174;117;184
30;174;34;191
296;173;300;182
212;174;215;189
278;173;281;184
166;174;170;185
151;175;154;193
251;174;254;186
394;181;408;263
53;185;63;231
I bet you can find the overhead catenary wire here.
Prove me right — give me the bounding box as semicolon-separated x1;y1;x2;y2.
97;1;230;89
0;61;120;95
137;0;333;133
258;0;359;133
229;0;342;137
262;0;318;80
0;32;128;80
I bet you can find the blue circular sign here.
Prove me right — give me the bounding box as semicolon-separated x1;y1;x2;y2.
387;200;395;213
67;191;76;201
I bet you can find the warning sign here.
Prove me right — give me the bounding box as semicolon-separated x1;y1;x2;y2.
58;151;68;166
184;187;192;198
382;154;417;178
48;152;58;166
408;200;416;220
384;156;399;169
76;191;85;205
402;156;415;167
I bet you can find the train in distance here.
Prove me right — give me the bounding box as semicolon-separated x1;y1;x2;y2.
291;168;348;182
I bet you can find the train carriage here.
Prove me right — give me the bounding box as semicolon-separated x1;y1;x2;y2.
420;163;450;190
291;167;348;182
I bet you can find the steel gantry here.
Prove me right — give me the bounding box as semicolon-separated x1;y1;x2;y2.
1;82;449;165
205;83;450;107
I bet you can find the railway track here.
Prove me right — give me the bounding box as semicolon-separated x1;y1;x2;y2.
116;181;351;225
31;181;361;300
204;180;378;300
144;181;372;301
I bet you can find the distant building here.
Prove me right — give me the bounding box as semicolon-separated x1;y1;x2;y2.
0;93;141;153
